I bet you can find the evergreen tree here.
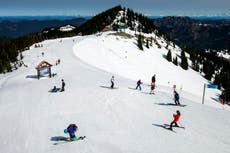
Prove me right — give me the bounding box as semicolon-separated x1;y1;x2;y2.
20;52;23;60
214;73;221;89
150;37;153;46
221;88;230;103
166;50;172;62
146;39;149;48
0;49;11;72
202;60;215;80
137;34;143;50
0;59;3;73
180;50;188;70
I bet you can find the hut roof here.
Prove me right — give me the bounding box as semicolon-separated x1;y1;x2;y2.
36;61;52;69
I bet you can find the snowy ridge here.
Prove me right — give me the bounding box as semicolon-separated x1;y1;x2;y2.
217;50;230;60
59;25;75;32
0;30;230;153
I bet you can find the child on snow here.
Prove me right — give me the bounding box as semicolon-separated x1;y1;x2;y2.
110;76;114;88
149;74;156;94
150;81;155;94
136;79;142;91
61;79;65;92
51;86;57;92
66;124;78;140
150;75;156;94
174;91;180;105
169;110;181;130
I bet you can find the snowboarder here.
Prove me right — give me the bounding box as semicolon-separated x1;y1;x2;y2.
169;110;181;130
174;91;180;105
66;124;78;140
136;79;142;91
61;79;65;92
110;76;114;88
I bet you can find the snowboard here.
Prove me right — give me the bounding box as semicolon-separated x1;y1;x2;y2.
53;136;86;145
164;124;185;129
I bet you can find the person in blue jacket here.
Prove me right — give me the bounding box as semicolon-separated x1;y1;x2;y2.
67;124;78;140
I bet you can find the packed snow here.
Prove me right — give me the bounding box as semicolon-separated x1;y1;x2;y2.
0;31;229;153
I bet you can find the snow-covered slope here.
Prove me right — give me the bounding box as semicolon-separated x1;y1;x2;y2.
73;30;220;104
0;33;229;153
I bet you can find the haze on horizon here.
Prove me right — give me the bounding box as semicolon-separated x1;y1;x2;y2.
0;0;229;17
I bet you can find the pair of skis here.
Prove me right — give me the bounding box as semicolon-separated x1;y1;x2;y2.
53;136;86;145
163;124;185;132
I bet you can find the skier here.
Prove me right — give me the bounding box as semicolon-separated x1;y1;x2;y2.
61;79;65;92
169;110;181;130
151;74;156;83
174;91;180;105
136;79;142;91
110;76;114;88
150;81;155;94
66;124;78;140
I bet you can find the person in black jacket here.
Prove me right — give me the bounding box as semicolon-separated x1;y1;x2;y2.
136;79;142;91
110;76;114;88
174;91;180;105
61;79;65;92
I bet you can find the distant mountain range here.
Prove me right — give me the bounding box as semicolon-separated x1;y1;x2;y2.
153;16;230;50
0;15;229;51
0;17;87;38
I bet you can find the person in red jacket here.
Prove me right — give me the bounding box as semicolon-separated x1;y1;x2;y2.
169;110;181;130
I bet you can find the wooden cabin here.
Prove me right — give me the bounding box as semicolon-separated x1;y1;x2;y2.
36;61;52;79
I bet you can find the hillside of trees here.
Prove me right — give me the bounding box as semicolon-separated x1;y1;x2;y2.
153;16;230;50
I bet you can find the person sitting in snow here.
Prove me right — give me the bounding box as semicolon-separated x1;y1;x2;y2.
136;79;142;91
51;86;57;92
174;91;180;105
169;110;181;130
67;124;78;140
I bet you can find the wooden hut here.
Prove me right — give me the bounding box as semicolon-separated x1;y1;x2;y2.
36;61;52;79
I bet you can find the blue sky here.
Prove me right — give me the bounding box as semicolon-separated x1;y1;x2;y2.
0;0;229;16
